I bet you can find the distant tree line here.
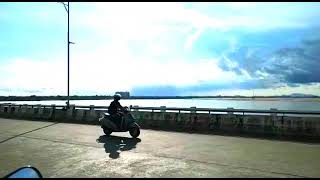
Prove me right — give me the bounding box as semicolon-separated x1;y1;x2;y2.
0;95;113;101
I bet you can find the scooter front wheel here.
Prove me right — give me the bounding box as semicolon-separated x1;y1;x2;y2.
129;127;140;138
102;127;112;136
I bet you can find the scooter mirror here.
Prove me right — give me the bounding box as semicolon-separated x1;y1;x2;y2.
4;166;43;178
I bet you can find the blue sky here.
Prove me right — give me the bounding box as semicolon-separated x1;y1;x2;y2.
1;2;320;96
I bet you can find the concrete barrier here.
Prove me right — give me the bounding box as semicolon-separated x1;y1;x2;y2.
39;105;54;120
14;105;22;115
243;115;265;134
84;105;99;123
21;104;28;113
0;104;6;117
48;104;56;120
16;104;27;118
176;113;187;128
164;112;177;129
195;113;211;131
220;114;237;132
55;109;66;121
144;111;157;128
1;103;320;140
66;104;75;120
25;105;34;119
10;105;16;113
34;104;43;120
75;109;85;121
263;116;276;135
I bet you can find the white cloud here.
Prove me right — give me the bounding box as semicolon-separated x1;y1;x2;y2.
70;2;313;59
1;49;252;95
69;48;245;94
2;2;320;96
0;57;66;95
222;55;239;69
226;2;259;8
72;2;226;52
184;28;204;50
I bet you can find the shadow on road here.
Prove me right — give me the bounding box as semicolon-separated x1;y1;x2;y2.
96;135;141;159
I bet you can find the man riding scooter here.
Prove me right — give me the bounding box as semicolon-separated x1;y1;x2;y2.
108;94;125;128
100;94;140;138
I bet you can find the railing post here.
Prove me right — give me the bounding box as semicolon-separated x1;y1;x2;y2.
190;106;196;113
88;105;96;120
133;105;139;112
227;107;234;115
50;104;55;119
8;104;12;113
160;106;166;113
270;108;277;117
22;104;28;113
37;104;43;119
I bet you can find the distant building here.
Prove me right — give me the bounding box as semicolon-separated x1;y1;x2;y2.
115;91;130;98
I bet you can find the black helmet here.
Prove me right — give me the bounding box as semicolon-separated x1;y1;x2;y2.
114;94;121;101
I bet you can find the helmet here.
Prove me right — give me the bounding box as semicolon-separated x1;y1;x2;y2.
113;94;121;101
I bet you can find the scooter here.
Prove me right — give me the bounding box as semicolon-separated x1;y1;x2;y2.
99;106;140;138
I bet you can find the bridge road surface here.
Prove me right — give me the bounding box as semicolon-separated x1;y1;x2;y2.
0;118;320;178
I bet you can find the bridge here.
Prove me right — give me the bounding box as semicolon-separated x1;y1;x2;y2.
1;103;320;177
1;117;320;178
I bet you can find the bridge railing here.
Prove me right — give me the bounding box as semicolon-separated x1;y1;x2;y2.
1;103;320;116
128;106;320;116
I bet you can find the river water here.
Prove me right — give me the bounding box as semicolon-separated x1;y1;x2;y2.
2;99;320;111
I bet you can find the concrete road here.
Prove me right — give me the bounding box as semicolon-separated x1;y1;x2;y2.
0;118;320;178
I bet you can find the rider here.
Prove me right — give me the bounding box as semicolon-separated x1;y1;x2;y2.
108;94;125;128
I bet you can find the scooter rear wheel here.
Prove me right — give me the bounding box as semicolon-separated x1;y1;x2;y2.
103;127;112;136
129;127;140;138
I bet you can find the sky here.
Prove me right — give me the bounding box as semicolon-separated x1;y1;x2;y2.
1;2;320;96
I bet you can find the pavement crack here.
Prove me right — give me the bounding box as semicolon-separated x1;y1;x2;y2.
18;135;101;148
0;122;59;144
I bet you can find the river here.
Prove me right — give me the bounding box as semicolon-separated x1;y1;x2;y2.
1;98;320;111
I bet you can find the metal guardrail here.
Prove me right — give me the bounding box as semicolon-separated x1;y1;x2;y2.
129;106;320;115
1;103;320;116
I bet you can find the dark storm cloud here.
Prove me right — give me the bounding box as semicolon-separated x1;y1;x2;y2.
217;28;320;85
263;37;320;83
131;28;320;96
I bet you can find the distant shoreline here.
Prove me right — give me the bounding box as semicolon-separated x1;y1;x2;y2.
213;97;320;102
1;96;320;102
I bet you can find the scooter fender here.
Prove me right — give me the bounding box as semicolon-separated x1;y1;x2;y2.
129;122;140;129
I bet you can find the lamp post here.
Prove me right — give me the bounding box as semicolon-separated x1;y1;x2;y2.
58;2;74;109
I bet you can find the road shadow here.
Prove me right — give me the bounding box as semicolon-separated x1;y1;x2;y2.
96;135;141;159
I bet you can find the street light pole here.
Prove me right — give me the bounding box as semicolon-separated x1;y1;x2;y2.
67;1;70;109
58;2;74;109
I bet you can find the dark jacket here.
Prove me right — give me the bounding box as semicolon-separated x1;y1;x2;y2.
108;100;124;115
